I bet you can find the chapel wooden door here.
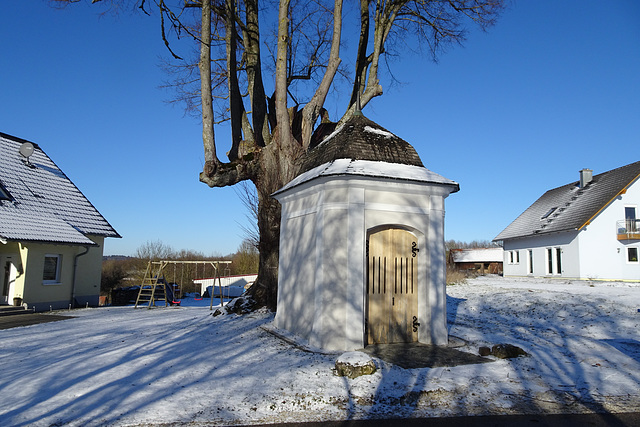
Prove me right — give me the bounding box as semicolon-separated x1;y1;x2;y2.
366;228;419;344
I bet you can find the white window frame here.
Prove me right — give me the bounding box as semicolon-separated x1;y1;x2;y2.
43;254;62;284
555;247;562;275
546;248;554;275
628;247;639;264
527;250;533;275
625;205;638;233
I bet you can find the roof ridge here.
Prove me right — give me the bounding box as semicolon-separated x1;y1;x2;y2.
494;160;640;241
0;132;41;149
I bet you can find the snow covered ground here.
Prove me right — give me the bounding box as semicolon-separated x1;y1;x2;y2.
1;276;639;426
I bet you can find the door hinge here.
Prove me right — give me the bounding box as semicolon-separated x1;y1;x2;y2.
411;242;419;257
412;316;420;332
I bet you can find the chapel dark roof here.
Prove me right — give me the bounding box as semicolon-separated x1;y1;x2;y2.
494;160;640;241
301;113;425;174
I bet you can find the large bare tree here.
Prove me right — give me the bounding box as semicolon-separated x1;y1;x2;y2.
55;0;504;310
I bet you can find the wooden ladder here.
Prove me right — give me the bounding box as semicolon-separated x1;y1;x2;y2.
134;261;168;308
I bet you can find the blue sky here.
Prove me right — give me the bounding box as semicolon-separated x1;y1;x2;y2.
1;1;639;256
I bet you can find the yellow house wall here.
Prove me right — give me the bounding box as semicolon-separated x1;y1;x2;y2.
73;235;104;305
17;235;105;311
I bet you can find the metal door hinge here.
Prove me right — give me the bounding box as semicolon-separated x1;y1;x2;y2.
412;316;420;332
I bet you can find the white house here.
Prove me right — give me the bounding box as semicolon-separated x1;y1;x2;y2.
272;113;459;352
0;132;120;310
194;274;257;297
494;161;640;281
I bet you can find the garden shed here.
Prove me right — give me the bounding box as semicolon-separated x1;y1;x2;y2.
272;113;459;351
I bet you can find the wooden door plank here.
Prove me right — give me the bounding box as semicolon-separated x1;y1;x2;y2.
367;228;419;345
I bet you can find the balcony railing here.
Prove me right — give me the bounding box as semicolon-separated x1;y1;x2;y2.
616;219;640;240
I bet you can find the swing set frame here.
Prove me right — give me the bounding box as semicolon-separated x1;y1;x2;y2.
134;260;232;309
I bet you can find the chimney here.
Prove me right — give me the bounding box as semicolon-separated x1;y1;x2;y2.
579;168;593;188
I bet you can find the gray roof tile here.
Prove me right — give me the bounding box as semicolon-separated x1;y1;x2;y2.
0;132;120;245
494;160;640;241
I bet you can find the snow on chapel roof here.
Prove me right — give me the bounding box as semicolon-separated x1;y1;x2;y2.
0;132;120;245
275;113;459;195
301;113;425;172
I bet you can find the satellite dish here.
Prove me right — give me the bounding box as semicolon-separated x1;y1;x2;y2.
19;142;35;159
19;142;36;167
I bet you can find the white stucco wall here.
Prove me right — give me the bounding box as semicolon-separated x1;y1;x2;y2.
276;212;318;341
577;179;640;280
274;175;454;351
503;231;579;278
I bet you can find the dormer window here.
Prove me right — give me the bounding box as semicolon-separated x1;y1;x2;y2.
0;181;13;201
541;207;557;220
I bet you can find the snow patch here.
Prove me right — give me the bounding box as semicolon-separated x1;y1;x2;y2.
364;125;394;138
274;158;458;195
1;275;639;426
336;351;373;366
318;124;344;146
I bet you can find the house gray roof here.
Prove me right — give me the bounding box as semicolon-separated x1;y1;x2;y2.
494;160;640;241
275;113;459;195
0;132;120;246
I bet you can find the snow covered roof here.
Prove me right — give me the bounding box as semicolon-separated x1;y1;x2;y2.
0;132;120;245
276;113;459;195
494;160;640;241
451;248;503;263
301;113;425;173
275;159;459;195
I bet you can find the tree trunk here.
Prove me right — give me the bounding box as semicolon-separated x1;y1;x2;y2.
244;122;303;310
248;190;281;310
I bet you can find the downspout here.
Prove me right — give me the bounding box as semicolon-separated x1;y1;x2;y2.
71;246;91;308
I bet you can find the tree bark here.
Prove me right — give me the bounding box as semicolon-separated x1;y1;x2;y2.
244;0;269;148
301;0;343;149
199;0;219;172
275;0;294;149
225;0;244;161
247;171;282;310
349;0;370;110
244;128;302;310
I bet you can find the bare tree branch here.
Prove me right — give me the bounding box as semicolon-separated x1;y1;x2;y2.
199;0;219;177
301;0;343;149
225;0;245;161
274;0;294;147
